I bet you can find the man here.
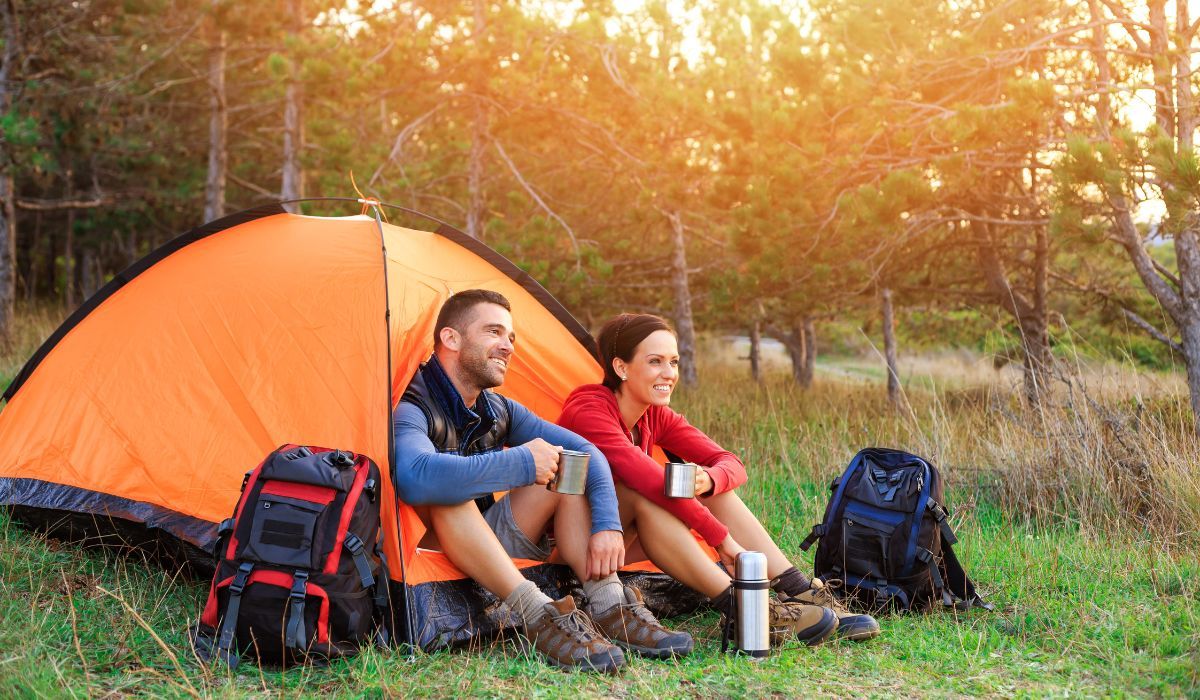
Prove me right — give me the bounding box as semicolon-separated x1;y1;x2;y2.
392;289;693;673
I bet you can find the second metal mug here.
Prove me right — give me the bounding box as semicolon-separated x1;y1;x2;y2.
663;461;699;498
548;449;589;495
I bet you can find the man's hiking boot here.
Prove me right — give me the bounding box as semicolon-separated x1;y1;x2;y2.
779;578;881;642
767;596;839;646
589;586;694;659
521;596;625;673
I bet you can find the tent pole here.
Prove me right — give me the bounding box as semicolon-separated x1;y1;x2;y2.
369;204;417;657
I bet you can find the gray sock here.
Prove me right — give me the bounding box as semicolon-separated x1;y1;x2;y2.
582;574;625;614
505;580;554;625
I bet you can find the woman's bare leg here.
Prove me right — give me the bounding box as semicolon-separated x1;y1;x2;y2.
617;483;730;597
702;489;794;579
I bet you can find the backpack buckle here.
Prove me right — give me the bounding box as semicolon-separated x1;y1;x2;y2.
345;534;364;556
363;479;377;503
289;571;309;602
229;562;254;596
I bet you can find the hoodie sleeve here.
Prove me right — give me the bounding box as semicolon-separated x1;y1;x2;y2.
558;398;729;547
654;410;747;496
391;402;535;505
505;398;622;535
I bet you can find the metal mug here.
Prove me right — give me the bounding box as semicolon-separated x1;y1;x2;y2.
663;461;699;499
548;449;589;495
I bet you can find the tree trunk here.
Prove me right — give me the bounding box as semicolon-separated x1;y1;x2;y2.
667;211;698;387
749;320;761;382
970;218;1051;405
81;247;95;300
800;316;816;388
0;0;18;344
24;210;39;302
776;324;806;385
64;196;76;308
1177;1;1194;150
1181;319;1200;428
466;0;487;239
280;0;303;212
1149;0;1174;139
203;24;227;223
0;174;13;342
881;287;900;404
467;99;486;239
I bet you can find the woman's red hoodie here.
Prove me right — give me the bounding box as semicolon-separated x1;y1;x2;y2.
556;383;747;546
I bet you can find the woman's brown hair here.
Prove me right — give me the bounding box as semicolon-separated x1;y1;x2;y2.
595;313;675;390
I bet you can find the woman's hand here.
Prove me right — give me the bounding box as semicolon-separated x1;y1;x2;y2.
694;467;714;497
715;534;745;571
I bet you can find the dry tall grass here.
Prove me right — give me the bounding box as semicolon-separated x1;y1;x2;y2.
1;303;69;387
680;348;1200;548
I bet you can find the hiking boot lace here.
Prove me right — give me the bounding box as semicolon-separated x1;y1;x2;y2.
621;599;659;625
550;607;604;644
779;578;851;614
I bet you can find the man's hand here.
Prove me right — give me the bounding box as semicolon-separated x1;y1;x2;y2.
524;438;562;485
585;530;625;580
694;467;715;497
715;534;745;571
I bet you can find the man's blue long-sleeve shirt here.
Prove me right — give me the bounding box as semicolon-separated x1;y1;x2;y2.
392;397;622;535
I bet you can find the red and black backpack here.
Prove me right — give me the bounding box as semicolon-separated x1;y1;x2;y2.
193;444;388;667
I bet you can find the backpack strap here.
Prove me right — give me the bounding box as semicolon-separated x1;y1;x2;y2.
926;499;958;545
212;518;236;564
344;534;376;590
799;523;826;551
214;562;254;668
915;547;945;590
285;571;310;651
941;541;994;611
372;549;392;649
901;461;933;576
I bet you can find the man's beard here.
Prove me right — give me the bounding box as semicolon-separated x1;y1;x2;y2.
460;347;505;390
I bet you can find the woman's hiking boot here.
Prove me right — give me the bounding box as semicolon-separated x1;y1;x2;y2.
767;597;839;646
521;596;626;673
778;578;881;641
712;584;838;648
589;586;695;659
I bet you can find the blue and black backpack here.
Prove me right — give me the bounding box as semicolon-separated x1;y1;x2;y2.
801;448;990;613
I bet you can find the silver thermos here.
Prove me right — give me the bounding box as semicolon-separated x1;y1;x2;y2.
733;551;770;659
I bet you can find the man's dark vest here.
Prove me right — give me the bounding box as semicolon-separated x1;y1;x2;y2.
401;365;511;513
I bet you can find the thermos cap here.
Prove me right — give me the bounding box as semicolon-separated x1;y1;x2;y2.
735;550;769;581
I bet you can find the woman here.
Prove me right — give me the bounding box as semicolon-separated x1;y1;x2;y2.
558;313;880;644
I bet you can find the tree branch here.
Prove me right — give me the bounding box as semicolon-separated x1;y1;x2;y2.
16;196;110;210
493;139;582;267
1121;307;1184;356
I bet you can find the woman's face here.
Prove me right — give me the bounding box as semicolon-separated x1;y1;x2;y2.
614;330;680;408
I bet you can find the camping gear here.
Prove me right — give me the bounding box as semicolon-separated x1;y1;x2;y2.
548;449;589;495
193;444;385;668
0;200;706;652
721;551;770;659
800;447;990;613
663;461;698;499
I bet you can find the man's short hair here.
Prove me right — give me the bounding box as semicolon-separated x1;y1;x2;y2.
434;289;512;348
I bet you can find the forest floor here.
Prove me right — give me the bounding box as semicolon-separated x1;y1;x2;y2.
1;314;1198;698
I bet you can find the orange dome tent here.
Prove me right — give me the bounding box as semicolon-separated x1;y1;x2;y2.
0;201;701;650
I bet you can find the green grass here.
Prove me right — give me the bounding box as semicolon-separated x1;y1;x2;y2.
2;339;1199;697
2;487;1197;697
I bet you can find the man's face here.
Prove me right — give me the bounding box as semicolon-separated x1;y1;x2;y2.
448;302;516;391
